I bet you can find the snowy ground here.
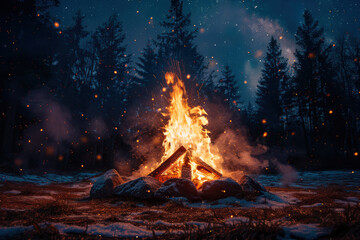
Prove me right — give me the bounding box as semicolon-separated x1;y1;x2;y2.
0;170;359;239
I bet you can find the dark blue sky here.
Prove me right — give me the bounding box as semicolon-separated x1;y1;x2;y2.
51;0;360;102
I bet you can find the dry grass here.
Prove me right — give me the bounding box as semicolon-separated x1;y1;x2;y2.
1;181;360;239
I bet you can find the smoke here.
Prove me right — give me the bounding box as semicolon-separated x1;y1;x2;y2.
212;129;268;176
17;89;77;167
27;89;75;142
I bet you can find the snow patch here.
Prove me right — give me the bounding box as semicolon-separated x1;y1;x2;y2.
282;223;330;239
0;225;34;238
301;203;323;208
3;190;21;194
53;222;162;238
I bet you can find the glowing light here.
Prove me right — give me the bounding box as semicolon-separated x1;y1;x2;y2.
40;129;43;132
94;94;98;98
54;22;60;28
162;87;166;92
263;132;268;137
355;152;359;156
199;28;205;34
279;36;283;40
58;155;64;161
308;52;316;59
160;72;222;187
186;74;191;79
96;154;102;160
114;70;117;74
329;110;333;114
244;80;248;84
261;119;267;124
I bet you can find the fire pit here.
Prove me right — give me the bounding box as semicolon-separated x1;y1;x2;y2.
91;72;267;200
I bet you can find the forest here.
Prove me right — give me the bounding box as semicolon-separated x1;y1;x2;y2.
1;0;360;175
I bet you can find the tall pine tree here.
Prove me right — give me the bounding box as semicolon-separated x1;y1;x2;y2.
156;0;205;95
293;10;336;156
92;13;131;125
256;37;288;138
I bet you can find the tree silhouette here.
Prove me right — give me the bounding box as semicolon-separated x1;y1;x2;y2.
217;65;241;110
156;0;205;94
256;37;288;144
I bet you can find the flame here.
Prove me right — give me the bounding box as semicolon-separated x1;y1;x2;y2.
160;72;221;187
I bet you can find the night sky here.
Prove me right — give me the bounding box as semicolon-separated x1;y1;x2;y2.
51;0;360;102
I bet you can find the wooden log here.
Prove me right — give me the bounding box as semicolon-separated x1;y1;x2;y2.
181;152;192;180
193;157;222;178
148;146;187;178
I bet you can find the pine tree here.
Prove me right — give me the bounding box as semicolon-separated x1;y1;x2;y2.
136;42;158;89
55;10;89;102
293;10;336;155
92;14;131;124
156;0;205;92
256;37;288;133
217;65;241;110
0;0;59;163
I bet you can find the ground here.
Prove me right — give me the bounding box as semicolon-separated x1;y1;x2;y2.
0;171;360;239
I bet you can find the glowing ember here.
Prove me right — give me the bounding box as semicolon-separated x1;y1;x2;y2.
158;72;222;187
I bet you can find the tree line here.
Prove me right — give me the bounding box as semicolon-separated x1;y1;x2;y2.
0;0;359;172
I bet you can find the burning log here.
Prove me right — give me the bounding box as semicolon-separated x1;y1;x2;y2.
181;152;192;180
193;157;222;179
148;146;187;179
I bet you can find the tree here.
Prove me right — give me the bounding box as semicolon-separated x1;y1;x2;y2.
0;0;59;164
156;0;205;95
293;9;326;155
256;37;288;141
92;14;131;125
217;65;241;110
54;10;89;105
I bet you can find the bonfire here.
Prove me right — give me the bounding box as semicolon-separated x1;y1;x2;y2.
148;72;222;188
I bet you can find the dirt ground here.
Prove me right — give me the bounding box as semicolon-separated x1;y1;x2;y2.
0;179;360;239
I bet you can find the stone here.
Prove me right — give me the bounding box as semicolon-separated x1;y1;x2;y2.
114;176;162;200
90;169;124;199
200;177;243;200
239;175;266;194
154;178;200;201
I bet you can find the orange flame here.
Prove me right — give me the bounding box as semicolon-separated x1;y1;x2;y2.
160;72;221;187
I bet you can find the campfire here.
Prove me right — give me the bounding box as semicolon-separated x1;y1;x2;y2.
148;72;223;188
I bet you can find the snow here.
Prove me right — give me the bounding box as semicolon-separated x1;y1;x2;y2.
1;170;358;190
0;172;99;185
225;216;249;224
255;170;360;188
53;222;163;238
175;193;288;209
0;225;33;238
282;223;330;240
334;199;358;206
301;203;323;208
4;190;21;194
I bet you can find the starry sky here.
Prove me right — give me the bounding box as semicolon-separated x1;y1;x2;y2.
51;0;360;102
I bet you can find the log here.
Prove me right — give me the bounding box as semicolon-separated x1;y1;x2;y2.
181;152;192;180
148;146;187;178
193;157;222;178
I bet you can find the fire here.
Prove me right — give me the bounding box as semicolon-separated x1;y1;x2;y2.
159;72;222;187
